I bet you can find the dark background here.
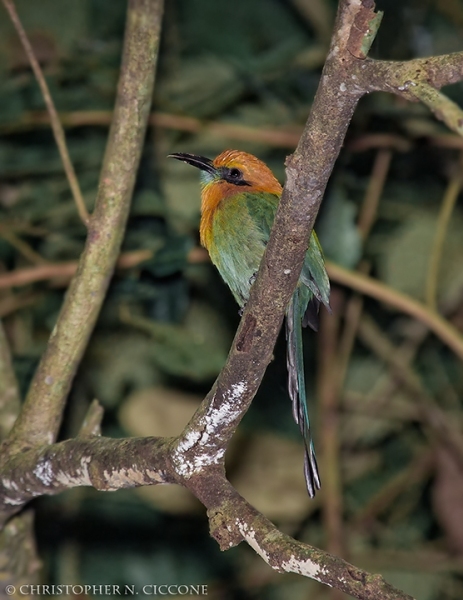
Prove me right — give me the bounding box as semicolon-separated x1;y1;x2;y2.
1;1;463;598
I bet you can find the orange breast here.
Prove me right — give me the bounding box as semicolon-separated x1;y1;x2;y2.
200;181;242;250
199;171;282;250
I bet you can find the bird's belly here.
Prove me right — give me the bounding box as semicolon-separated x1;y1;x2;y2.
208;222;265;307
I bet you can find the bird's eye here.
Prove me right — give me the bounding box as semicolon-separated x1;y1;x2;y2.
228;168;242;179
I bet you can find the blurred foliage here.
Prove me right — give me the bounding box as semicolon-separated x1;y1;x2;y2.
1;0;463;599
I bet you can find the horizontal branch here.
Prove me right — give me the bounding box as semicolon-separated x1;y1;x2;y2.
0;250;153;290
2;110;304;149
358;52;463;135
0;436;173;525
0;434;414;600
360;52;463;95
3;109;460;151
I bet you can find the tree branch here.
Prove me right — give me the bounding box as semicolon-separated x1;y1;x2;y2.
0;323;41;588
7;0;164;451
358;52;463;135
426;155;463;310
1;440;413;600
0;323;21;442
3;1;463;598
171;0;366;467
0;436;174;525
0;250;153;290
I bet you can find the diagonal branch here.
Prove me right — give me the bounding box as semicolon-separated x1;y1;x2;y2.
326;261;463;361
426;154;463;310
3;1;463;598
0;438;413;600
171;0;370;469
7;0;164;451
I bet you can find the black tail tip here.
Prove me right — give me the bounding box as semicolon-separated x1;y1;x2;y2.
304;449;321;498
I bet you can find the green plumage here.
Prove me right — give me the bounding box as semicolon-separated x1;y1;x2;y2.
208;191;330;497
168;150;330;497
208;192;277;305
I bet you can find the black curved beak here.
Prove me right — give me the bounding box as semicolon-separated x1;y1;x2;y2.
168;153;216;174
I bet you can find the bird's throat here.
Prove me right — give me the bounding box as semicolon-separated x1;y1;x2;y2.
199;181;238;250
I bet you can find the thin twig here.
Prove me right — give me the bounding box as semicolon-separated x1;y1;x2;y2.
318;145;391;569
335;267;367;389
1;0;90;225
0;230;48;265
409;83;463;137
354;450;433;526
0;250;153;290
357;149;393;241
0;291;42;318
426;153;462;310
337;145;392;389
2;110;303;149
357;314;463;467
327;261;463;361
77;399;104;438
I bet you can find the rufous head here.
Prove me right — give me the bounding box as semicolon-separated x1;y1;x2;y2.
168;149;283;197
168;150;283;249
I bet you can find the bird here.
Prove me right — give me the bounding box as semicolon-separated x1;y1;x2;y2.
168;149;330;497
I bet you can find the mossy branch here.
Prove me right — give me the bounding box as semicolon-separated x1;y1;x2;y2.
6;0;164;451
357;52;463;136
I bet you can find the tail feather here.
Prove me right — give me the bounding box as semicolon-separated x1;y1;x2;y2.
302;295;321;332
286;289;321;498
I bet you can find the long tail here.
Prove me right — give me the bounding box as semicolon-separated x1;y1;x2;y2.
286;288;321;498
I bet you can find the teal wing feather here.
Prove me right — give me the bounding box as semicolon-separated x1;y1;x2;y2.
300;231;331;328
246;194;328;497
245;192;278;240
286;287;321;497
245;195;330;312
306;231;330;304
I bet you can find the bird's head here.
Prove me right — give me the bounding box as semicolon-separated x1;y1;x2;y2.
168;150;283;199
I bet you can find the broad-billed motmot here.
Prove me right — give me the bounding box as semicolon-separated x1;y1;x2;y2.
169;150;330;497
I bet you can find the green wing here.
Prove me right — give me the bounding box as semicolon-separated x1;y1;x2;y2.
246;192;330;312
246;192;329;497
245;192;278;242
300;231;331;311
